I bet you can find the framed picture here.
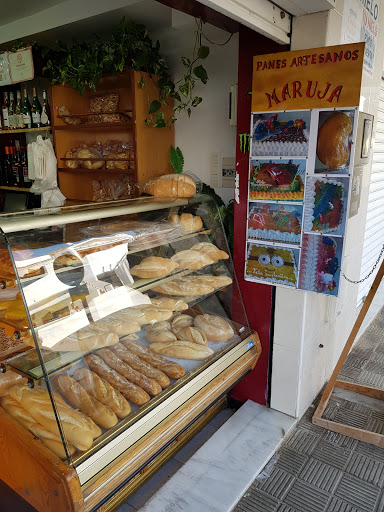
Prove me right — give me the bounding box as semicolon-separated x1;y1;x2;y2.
361;117;373;158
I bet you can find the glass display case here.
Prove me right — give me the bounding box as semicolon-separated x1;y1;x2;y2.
0;194;260;508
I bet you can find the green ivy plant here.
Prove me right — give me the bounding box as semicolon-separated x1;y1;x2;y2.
169;145;184;174
41;17;209;126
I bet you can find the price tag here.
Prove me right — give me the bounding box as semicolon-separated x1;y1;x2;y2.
8;47;34;83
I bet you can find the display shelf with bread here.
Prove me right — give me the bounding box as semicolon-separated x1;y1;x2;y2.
0;194;261;512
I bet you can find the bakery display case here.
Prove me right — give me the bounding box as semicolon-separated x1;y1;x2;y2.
0;193;260;512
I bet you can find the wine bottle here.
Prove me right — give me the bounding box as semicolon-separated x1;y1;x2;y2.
41;90;51;127
8;92;15;130
31;88;41;128
20;146;31;188
1;92;9;130
15;90;23;129
4;147;11;185
11;146;19;186
22;89;32;129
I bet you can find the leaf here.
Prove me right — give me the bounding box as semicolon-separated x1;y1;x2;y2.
197;46;210;59
149;100;161;114
182;57;191;67
192;96;202;107
170;91;182;102
179;83;189;98
193;65;208;84
154;119;166;128
187;108;192;118
169;145;184;173
144;118;152;126
155;111;165;122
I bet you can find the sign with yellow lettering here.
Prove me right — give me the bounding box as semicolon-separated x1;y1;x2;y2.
251;42;364;112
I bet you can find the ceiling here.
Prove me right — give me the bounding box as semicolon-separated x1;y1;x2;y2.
0;0;68;25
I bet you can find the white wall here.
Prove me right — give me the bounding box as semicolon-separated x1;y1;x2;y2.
270;1;384;417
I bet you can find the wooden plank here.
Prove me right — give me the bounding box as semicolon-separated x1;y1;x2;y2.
0;408;83;512
335;379;384;400
313;415;384;448
313;258;384;420
82;343;260;511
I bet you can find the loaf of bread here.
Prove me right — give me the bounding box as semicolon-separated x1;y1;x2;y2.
122;340;186;379
317;112;352;169
150;341;214;360
150;297;188;312
144;174;196;198
189;275;233;289
174;326;208;346
110;343;170;389
74;368;131;419
0;395;76;460
96;316;141;337
146;330;177;343
52;391;102;439
151;278;214;297
171;314;194;328
190;242;229;263
146;321;171;332
98;348;162;396
170;250;214;270
142;306;173;324
54;330;119;352
116;308;148;326
170;213;203;231
194;314;234;341
130;257;178;279
8;385;100;452
85;354;151;406
53;374;118;429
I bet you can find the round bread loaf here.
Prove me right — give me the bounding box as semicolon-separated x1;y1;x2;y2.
174;326;208;346
146;330;177;343
194;314;234;342
316;112;352;169
172;314;194;328
144;174;196;198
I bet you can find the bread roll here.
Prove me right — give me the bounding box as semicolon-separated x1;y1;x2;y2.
189;275;233;289
130;257;178;279
170;250;214;270
172;314;194;328
190;243;229;262
85;354;151;406
98;348;162;396
54;331;118;352
174;326;207;346
146;330;177;343
170;213;203;231
74;368;131;419
9;385;99;452
152;279;214;297
143;307;173;324
117;308;147;326
194;314;234;342
122;340;186;379
145;321;171;332
144;174;196;198
150;297;188;312
150;341;214;360
0;395;76;460
53;374;118;429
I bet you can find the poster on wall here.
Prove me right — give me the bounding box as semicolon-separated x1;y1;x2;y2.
244;42;364;296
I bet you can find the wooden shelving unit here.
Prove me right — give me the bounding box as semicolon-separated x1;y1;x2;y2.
51;70;175;202
0;126;52;134
0;186;31;192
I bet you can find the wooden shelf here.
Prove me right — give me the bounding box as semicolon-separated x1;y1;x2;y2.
0;186;31;192
0;127;52;134
54;121;133;130
58;168;134;175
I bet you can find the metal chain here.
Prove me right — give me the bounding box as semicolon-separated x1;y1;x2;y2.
342;243;384;284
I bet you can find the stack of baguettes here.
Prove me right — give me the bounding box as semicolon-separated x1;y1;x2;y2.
0;341;186;460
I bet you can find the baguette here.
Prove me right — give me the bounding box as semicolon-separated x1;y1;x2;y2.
122;340;186;379
190;242;229;262
9;385;99;452
0;395;76;460
73;368;131;419
150;297;188;311
85;354;150;406
96;316;141;337
98;348;162;396
53;374;118;429
54;331;118;352
130;257;178;279
150;341;214;360
109;343;170;389
144;174;196;198
151;279;214;297
189;275;233;289
170;250;214;270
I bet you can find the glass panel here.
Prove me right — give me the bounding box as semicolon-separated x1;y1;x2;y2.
1;194;251;466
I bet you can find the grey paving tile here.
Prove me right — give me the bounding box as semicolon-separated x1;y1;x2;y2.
334;473;381;511
238;489;279;512
312;439;353;470
340;367;364;381
333;408;368;430
277;506;300;512
324;430;358;450
299;458;342;492
344;354;369;369
286;428;321;455
258;468;295;500
275;447;309;476
325;496;365;512
345;452;384;486
357;371;384;388
365;414;384;435
374;490;384;512
355;441;384;464
364;360;384;374
283;480;330;512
